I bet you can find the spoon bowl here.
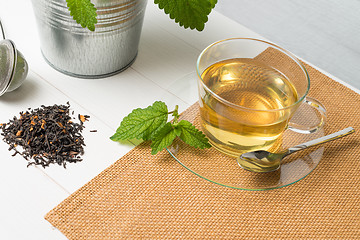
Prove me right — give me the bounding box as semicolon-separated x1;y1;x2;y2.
238;150;283;173
237;127;355;173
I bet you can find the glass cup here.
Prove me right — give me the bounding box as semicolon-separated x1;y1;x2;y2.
196;38;326;158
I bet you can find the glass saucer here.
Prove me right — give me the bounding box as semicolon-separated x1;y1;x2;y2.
166;73;325;191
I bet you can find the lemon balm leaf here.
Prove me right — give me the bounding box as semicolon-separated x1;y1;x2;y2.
111;102;211;155
110;101;168;141
154;0;216;31
209;0;218;8
66;0;98;31
177;120;211;149
65;0;216;31
150;123;177;155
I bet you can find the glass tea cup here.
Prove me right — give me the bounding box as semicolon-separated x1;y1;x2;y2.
196;38;326;158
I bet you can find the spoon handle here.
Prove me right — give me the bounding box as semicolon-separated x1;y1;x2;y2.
288;127;355;154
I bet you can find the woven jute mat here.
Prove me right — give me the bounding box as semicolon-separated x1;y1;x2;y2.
45;56;360;239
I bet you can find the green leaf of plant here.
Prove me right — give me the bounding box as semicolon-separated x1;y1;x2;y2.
110;101;168;141
209;0;218;8
176;120;211;149
66;0;97;31
154;0;216;31
150;123;177;155
173;126;182;136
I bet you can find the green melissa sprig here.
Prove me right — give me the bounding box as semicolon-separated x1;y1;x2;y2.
154;0;218;31
66;0;98;31
110;101;211;155
66;0;217;32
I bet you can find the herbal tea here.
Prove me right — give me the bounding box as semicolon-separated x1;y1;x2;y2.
199;58;299;157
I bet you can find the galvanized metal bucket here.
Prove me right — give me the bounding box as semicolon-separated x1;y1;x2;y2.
31;0;147;78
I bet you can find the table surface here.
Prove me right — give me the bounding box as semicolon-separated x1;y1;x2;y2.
0;1;359;239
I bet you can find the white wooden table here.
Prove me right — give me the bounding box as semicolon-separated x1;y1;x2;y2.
0;1;358;239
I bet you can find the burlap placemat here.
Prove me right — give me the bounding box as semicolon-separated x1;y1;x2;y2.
45;57;360;239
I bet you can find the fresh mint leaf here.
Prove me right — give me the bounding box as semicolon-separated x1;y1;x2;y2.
66;0;97;31
111;102;211;155
173;126;182;136
154;0;217;31
110;101;168;141
209;0;218;8
176;120;211;149
150;123;177;155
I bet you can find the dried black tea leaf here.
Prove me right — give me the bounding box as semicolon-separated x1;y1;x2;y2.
0;102;89;168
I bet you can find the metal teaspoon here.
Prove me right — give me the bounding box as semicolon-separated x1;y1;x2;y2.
237;127;355;173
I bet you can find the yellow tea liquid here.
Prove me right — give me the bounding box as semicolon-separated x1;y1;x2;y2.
200;58;299;157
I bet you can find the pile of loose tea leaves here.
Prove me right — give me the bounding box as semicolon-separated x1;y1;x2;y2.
0;102;90;168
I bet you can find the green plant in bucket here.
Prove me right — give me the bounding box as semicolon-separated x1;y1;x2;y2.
66;0;217;31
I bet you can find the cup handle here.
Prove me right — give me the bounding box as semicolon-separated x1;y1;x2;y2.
288;97;327;134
